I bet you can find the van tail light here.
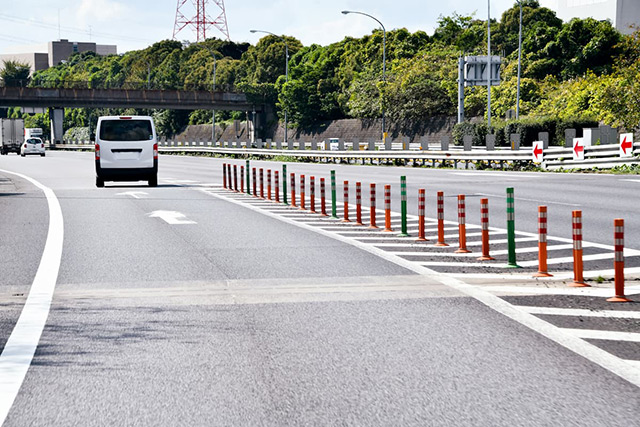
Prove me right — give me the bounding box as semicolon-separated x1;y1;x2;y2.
153;143;158;159
41;143;44;148
95;144;100;160
23;143;27;148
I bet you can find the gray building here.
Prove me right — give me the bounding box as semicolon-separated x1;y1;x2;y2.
0;52;49;74
555;0;640;34
48;39;118;67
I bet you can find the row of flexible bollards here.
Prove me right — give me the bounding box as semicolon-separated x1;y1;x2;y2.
222;162;632;303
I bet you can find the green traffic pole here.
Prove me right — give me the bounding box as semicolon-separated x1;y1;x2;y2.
506;187;520;268
331;170;337;218
399;176;409;237
245;160;250;195
283;164;288;205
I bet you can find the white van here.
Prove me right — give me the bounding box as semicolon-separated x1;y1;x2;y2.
95;116;158;188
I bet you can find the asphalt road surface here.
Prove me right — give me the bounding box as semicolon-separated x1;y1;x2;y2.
0;151;638;426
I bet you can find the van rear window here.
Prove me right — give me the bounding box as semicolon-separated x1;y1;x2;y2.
99;120;153;141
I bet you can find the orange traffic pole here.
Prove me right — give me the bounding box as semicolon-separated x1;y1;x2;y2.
435;191;448;247
223;163;227;188
252;168;257;196
233;165;238;191
300;174;306;210
456;195;470;253
478;198;494;260
240;166;245;193
320;178;328;216
369;184;378;229
417;189;427;242
267;169;272;200
355;182;363;225
259;168;264;198
343;181;350;222
290;173;297;207
608;219;632;302
274;171;280;202
570;210;589;287
310;176;316;213
533;206;552;277
383;184;393;232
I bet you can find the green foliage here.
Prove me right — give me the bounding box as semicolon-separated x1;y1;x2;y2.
1;60;31;86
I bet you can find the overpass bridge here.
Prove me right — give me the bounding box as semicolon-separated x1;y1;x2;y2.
0;86;265;145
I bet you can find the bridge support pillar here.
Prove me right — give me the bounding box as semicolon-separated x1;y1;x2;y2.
49;108;64;148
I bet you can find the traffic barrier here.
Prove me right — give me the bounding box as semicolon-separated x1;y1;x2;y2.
252;168;257;197
267;169;272;200
355;182;363;225
300;175;306;210
283;165;288;205
310;176;316;213
343;181;350;222
399;176;409;237
246;160;250;195
478;198;494;261
223;163;227;188
233;165;238;191
417;189;427;241
533;206;552;277
570;210;589;287
331;170;337;218
275;171;280;202
384;185;393;232
608;219;632;302
228;164;232;191
240;166;245;193
369;183;378;229
320;178;328;216
259;168;264;198
456;195;470;253
435;191;448;247
291;173;297;207
506;188;520;268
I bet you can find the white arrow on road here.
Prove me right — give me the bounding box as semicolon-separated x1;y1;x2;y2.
148;211;196;225
117;191;149;199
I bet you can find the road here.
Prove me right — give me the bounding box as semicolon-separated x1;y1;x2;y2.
0;151;638;426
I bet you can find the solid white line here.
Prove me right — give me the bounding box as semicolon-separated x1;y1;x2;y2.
205;188;640;386
516;253;617;268
516;306;640;319
481;285;640;297
0;169;64;424
562;329;640;343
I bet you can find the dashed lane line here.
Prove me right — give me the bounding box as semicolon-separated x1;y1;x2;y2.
515;306;640;319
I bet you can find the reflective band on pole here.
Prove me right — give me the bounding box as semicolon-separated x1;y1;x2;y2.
252;168;257;197
455;194;470;253
275;171;280;203
506;187;519;268
283;164;288;205
240;166;245;193
267;169;272;200
310;176;316;213
399;176;409;237
435;191;448;246
223;163;227;188
233;165;238;192
533;206;552;277
343;181;350;222
259;168;264;198
331;170;337;218
417;189;427;242
608;219;632;302
369;183;378;229
320;178;328;216
291;173;297;207
570;210;589;287
478;198;494;260
300;174;306;210
384;184;393;232
355;182;363;225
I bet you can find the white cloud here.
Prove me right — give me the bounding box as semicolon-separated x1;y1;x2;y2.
76;0;129;25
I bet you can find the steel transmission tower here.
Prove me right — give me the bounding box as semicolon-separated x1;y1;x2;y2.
173;0;230;41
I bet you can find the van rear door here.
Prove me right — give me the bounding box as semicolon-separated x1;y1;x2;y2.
98;118;155;169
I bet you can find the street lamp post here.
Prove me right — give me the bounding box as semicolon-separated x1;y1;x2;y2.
516;0;523;120
342;10;386;143
250;29;289;143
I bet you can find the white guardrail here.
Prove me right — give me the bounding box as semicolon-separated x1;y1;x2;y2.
53;140;640;171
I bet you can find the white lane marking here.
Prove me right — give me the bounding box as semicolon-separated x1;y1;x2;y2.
451;172;544;178
620;179;640;183
148;210;196;225
481;285;640;296
116;191;148;199
516;306;640;319
205;189;640;386
516;253;618;268
450;267;640;280
474;192;581;207
562;329;640;343
0;169;64;424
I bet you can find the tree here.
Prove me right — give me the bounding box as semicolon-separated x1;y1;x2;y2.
1;60;31;87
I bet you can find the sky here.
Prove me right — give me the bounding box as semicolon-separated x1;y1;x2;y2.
0;0;559;55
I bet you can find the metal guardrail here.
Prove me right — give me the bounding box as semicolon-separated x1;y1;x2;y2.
54;140;640;170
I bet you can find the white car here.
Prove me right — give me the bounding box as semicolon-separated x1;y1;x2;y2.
95;116;158;188
21;137;45;157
